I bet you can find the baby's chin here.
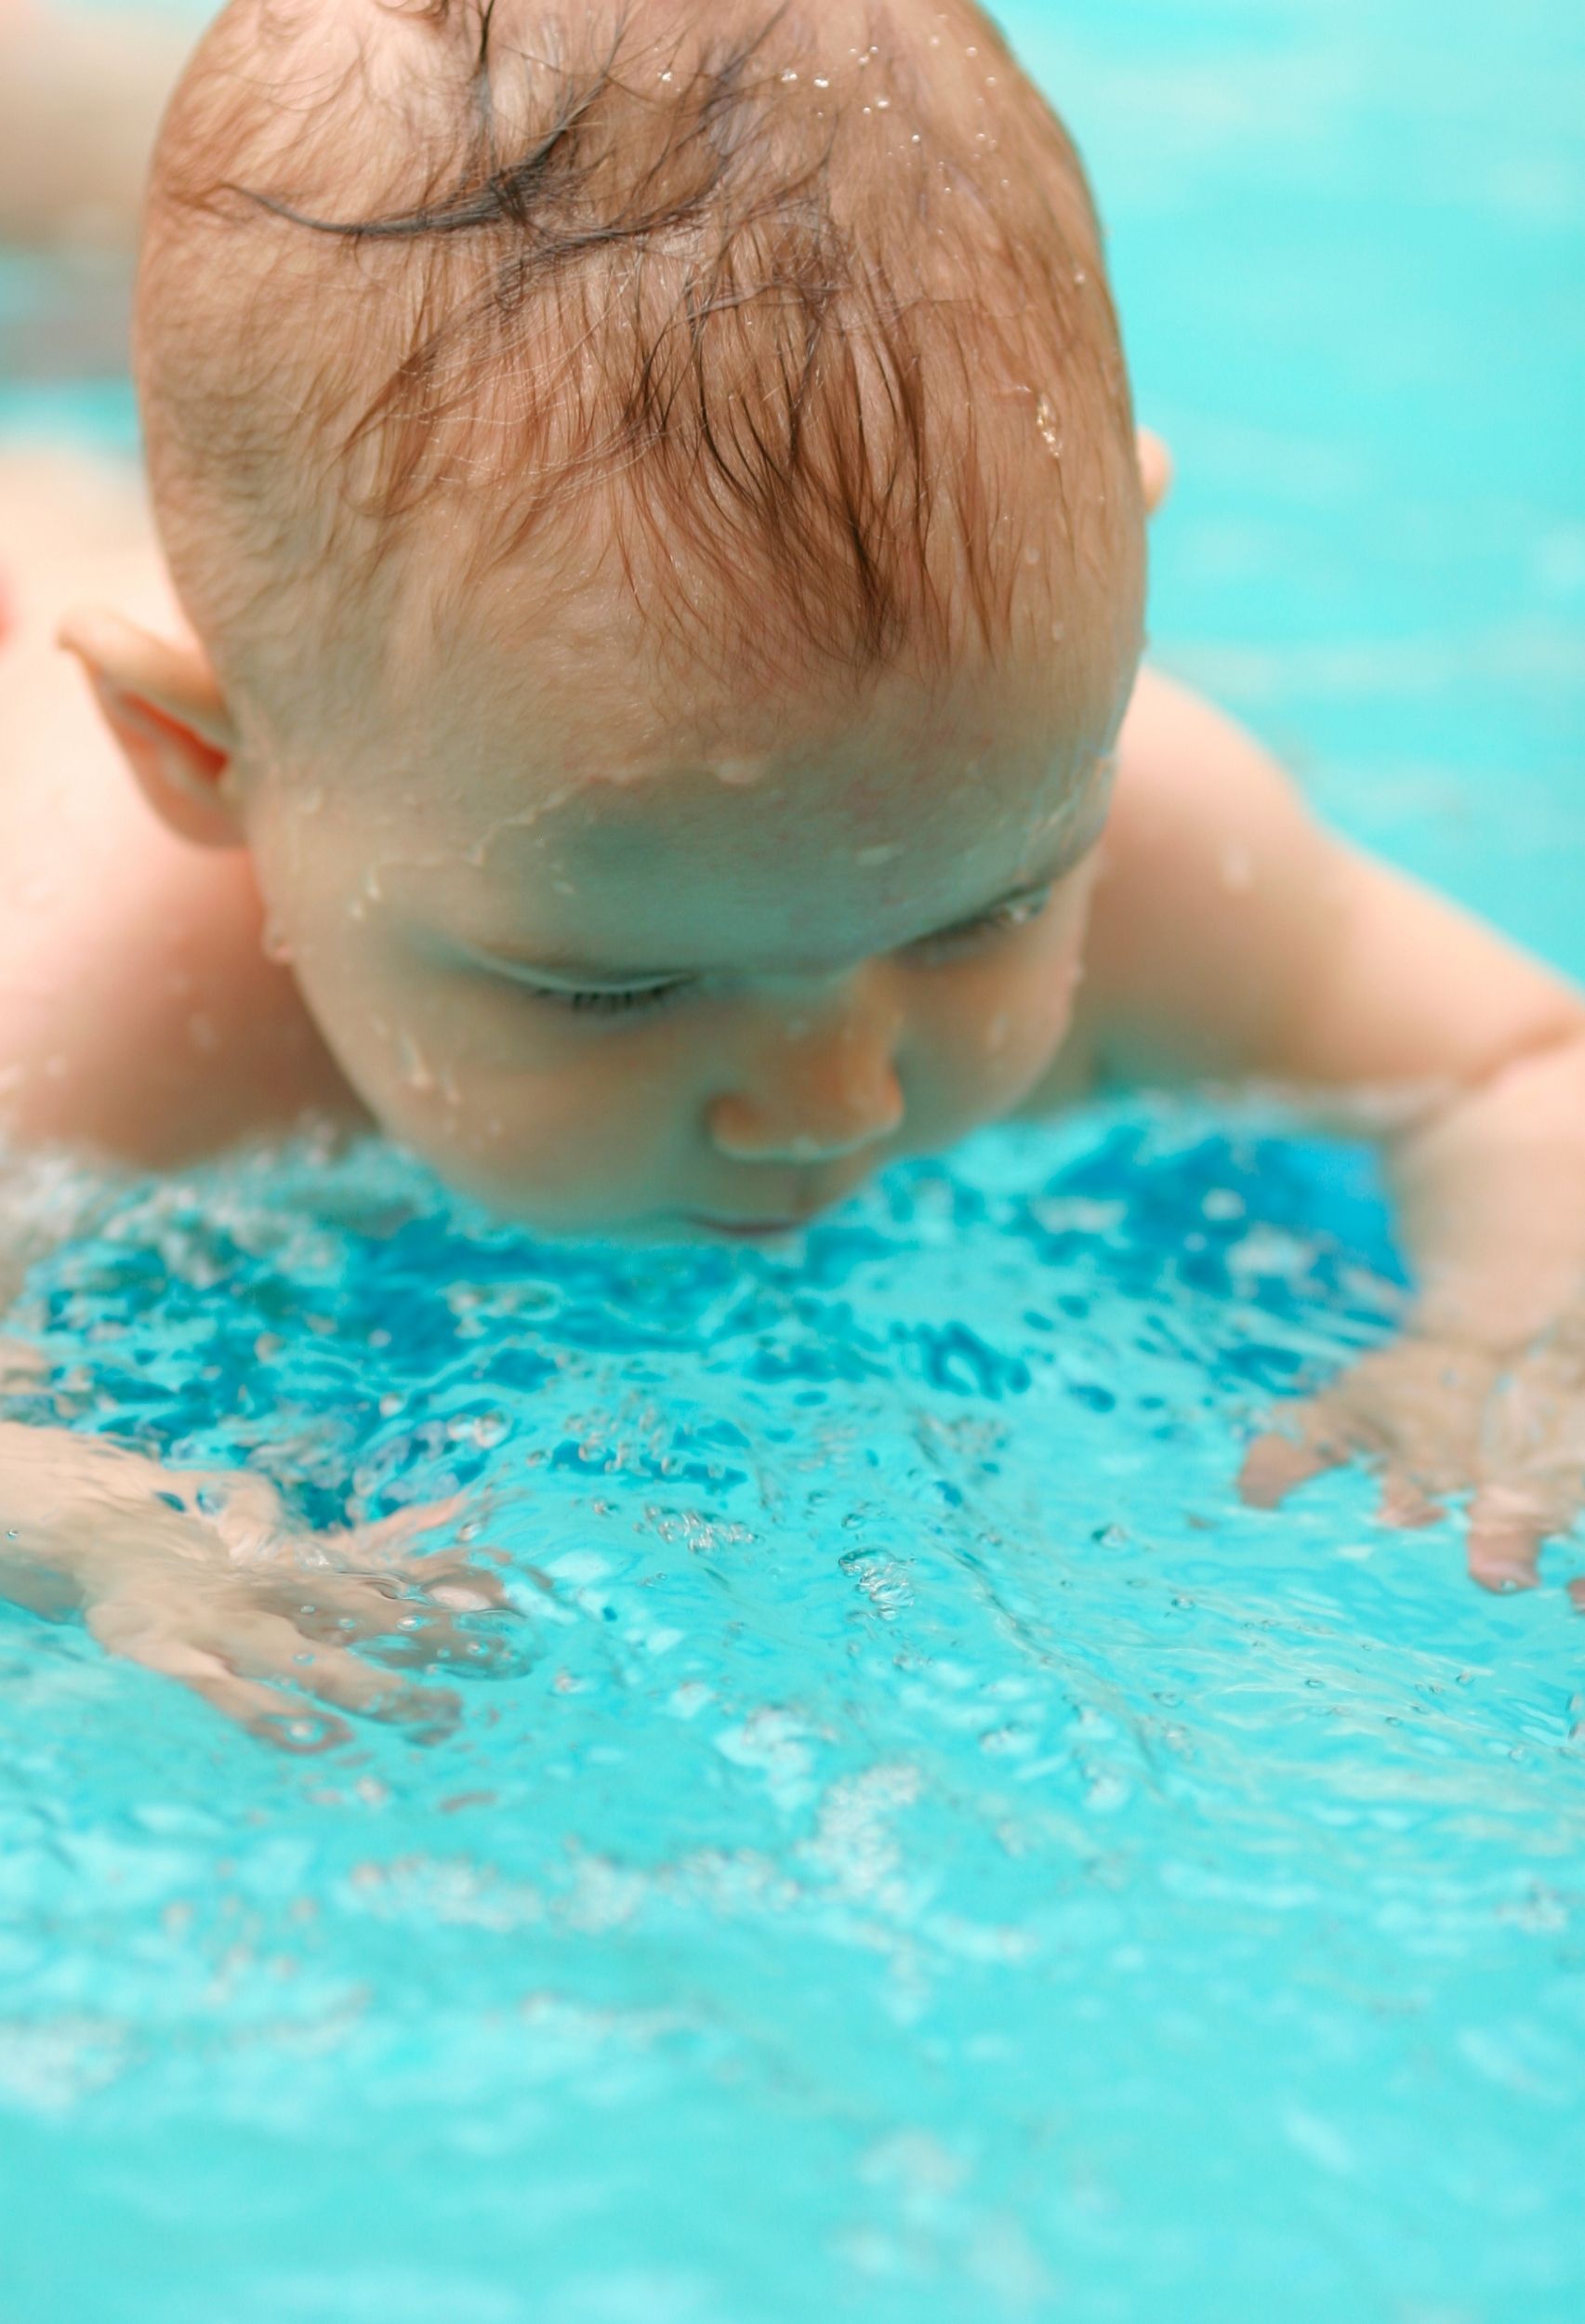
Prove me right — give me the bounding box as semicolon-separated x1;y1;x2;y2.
454;1204;829;1252
424;1167;878;1249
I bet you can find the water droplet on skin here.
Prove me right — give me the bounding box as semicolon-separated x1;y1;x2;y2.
856;843;903;869
813;74;830;88
398;1032;435;1094
780;67;799;83
1024;546;1042;568
1035;397;1063;457
261;916;294;966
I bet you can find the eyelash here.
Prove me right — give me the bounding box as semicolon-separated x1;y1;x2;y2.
550;982;693;1018
528;887;1055;1017
916;887;1053;956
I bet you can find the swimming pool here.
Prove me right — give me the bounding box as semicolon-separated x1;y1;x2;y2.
3;5;1582;2321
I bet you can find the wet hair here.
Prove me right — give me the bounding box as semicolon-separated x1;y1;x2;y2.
139;0;1143;706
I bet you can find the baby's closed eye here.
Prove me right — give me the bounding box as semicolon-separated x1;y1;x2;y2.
509;884;1059;1021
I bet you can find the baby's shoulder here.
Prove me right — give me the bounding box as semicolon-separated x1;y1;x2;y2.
0;472;355;1163
1097;663;1328;944
1063;662;1341;1082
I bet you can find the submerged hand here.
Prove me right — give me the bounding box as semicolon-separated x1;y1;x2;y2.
1239;1317;1585;1603
0;1425;517;1747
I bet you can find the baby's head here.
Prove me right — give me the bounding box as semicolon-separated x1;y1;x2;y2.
86;0;1164;1239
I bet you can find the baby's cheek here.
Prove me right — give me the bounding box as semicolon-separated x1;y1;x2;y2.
378;1011;689;1220
907;955;1077;1132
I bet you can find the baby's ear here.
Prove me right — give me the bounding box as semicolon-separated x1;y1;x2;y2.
58;608;243;849
1136;428;1174;518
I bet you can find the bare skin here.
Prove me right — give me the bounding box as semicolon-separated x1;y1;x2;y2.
4;444;1585;1713
2;0;1582;1746
0;1425;515;1749
0;455;353;1166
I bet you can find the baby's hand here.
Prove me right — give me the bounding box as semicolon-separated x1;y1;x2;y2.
1239;1315;1585;1604
0;1425;516;1748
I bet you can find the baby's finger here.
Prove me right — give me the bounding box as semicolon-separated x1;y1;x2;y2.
188;1468;291;1557
1238;1423;1349;1510
335;1495;469;1565
211;1606;462;1731
402;1552;515;1612
1375;1470;1444;1531
260;1567;518;1682
86;1601;350;1750
359;1604;528;1683
256;1568;405;1644
289;1645;462;1734
1463;1485;1552;1593
187;1666;353;1753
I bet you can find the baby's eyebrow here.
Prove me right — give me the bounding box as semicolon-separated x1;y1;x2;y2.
465;870;1067;989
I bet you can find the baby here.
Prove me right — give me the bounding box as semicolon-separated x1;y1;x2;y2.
3;0;1584;1744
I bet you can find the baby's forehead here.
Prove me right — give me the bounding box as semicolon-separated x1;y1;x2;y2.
347;651;1117;979
332;598;1126;890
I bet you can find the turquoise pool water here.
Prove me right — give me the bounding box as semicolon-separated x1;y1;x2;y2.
3;5;1582;2321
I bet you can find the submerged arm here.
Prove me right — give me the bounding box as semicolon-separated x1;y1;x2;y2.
0;1414;518;1744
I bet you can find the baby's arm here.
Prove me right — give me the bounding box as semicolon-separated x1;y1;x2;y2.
1080;667;1585;1591
0;1414;517;1746
0;466;455;1743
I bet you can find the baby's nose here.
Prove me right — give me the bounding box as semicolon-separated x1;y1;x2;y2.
707;990;905;1166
